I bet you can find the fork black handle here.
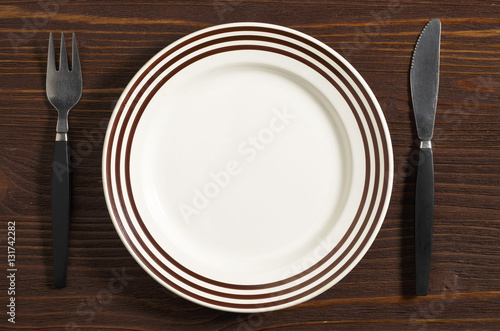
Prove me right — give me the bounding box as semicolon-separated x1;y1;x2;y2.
415;146;434;296
51;140;71;288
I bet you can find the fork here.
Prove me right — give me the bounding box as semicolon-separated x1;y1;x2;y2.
46;32;82;288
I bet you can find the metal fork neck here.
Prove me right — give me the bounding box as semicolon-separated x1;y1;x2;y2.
420;140;432;149
56;110;69;133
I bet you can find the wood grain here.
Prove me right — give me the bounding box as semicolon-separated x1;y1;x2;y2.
0;0;499;330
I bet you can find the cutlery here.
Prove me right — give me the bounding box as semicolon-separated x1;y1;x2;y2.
410;19;441;296
46;33;82;288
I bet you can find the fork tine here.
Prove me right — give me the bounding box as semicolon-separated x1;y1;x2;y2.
59;32;69;71
47;33;56;74
71;33;81;75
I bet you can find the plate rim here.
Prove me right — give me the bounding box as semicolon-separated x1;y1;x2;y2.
102;22;394;312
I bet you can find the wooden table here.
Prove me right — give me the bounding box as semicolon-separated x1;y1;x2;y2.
1;1;499;330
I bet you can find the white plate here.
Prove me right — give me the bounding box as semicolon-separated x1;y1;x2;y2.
103;22;393;312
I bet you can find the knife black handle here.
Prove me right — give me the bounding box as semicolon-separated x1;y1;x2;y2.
51;140;71;288
415;146;434;296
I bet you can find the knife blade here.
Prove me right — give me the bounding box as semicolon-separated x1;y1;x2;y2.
410;18;441;296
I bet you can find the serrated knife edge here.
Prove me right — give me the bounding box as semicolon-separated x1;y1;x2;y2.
411;19;441;143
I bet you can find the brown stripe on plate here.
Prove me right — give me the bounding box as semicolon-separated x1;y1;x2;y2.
118;41;371;289
119;35;374;288
128;44;372;299
110;27;382;296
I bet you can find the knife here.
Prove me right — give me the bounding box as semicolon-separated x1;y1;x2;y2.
410;19;441;296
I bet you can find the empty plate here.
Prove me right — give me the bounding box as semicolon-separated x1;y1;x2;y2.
103;22;393;312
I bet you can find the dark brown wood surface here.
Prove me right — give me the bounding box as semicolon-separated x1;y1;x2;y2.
1;0;499;330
